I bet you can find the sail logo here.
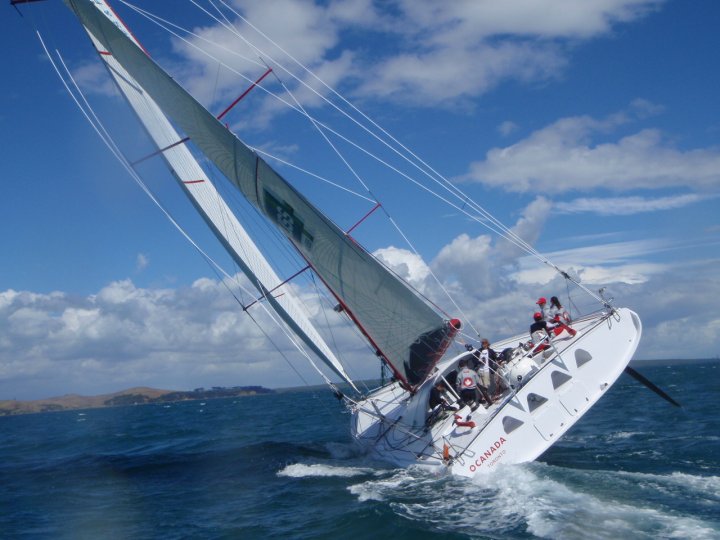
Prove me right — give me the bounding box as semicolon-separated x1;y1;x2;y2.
263;189;314;250
468;437;507;473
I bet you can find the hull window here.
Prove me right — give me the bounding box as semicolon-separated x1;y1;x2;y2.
551;371;572;389
527;393;548;413
502;416;524;434
575;349;593;368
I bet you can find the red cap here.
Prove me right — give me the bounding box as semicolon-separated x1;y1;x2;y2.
536;297;547;305
533;312;543;320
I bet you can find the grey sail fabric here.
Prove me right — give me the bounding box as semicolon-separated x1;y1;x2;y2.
80;18;355;390
67;0;457;388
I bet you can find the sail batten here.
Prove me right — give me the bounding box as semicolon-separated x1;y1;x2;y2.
67;0;457;389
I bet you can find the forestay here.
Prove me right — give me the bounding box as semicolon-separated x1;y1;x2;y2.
67;0;459;389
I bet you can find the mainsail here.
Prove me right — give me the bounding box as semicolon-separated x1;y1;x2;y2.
80;0;355;389
66;0;459;389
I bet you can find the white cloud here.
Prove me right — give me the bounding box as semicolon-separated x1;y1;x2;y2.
72;61;119;97
554;193;709;215
159;0;664;116
0;278;349;400
357;0;662;104
171;0;345;109
374;246;431;284
356;42;566;106
498;121;519;137
2;235;718;399
396;0;664;41
512;262;668;286
432;232;493;293
135;253;149;271
463;105;720;193
510;238;676;288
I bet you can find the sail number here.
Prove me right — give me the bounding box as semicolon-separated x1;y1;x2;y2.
263;189;314;250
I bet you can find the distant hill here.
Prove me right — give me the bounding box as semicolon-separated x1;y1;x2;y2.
0;385;273;416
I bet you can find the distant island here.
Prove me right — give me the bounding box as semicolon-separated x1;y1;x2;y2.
0;386;273;416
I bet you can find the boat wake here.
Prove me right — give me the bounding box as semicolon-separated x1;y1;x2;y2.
277;463;378;478
342;463;719;539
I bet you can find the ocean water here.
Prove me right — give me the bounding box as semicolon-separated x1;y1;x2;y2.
1;362;718;540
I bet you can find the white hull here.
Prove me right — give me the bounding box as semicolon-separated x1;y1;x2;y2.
350;308;641;477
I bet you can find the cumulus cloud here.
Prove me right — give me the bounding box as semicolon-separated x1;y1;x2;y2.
68;0;667;121
0;278;358;400
463;104;720;193
372;197;555;332
2;229;718;400
356;41;566;106
353;1;661;105
374;246;430;284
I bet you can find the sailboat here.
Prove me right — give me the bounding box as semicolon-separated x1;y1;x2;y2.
14;0;673;478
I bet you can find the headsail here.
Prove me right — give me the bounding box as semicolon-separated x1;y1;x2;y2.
66;0;459;389
80;0;356;389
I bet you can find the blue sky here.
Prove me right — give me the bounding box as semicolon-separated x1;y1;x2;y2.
1;0;719;400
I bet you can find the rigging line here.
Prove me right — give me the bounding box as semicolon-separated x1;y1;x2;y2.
48;35;344;394
116;0;383;202
116;2;598;306
272;71;380;204
208;0;440;180
230;8;542;254
269;65;478;340
118;0;266;70
244;286;353;407
247;292;338;392
207;0;545;253
205;0;597;299
118;0;549;267
307;272;371;394
250;147;374;202
45;32;269;316
242;265;311;311
115;0;524;252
